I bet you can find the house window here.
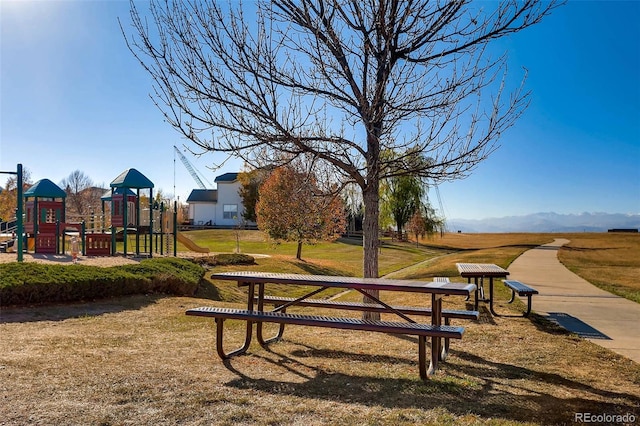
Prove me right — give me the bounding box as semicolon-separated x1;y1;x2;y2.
223;204;238;220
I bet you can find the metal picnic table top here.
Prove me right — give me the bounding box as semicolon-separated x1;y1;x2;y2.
455;263;510;315
210;271;476;296
456;263;510;278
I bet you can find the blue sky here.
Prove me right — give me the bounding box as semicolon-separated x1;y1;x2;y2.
1;1;638;221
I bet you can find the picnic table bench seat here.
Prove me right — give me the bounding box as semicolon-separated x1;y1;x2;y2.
186;306;465;380
503;280;539;317
256;295;478;358
255;295;479;321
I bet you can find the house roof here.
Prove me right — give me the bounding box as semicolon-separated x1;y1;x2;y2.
214;172;239;183
24;179;66;199
110;168;154;189
187;189;218;203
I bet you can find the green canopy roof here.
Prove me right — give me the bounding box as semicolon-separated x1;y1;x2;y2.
110;168;154;189
24;179;66;199
100;187;137;201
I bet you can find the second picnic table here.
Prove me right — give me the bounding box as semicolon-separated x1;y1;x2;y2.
456;263;510;316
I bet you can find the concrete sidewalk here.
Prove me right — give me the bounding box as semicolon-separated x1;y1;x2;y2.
508;238;640;364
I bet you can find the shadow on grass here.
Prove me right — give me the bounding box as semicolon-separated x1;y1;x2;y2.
336;237;363;246
194;278;224;301
287;260;349;277
221;343;640;425
338;237;456;256
560;246;619;252
0;294;162;324
476;304;498;325
420;243;542;251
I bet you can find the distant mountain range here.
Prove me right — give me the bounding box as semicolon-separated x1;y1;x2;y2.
447;212;640;233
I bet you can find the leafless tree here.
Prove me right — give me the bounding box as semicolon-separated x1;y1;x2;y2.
60;170;100;218
122;0;560;286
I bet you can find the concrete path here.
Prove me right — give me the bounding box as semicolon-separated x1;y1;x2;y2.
508;238;640;364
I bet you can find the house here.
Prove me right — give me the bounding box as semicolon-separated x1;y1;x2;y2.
186;172;252;227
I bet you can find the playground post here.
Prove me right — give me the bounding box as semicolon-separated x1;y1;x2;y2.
0;163;23;262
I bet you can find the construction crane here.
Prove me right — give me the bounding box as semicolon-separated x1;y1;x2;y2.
173;146;213;189
434;184;448;233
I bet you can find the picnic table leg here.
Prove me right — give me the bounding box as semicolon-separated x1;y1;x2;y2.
427;293;443;376
488;277;500;316
214;282;255;359
256;283;286;346
442;317;451;361
473;277;480;310
419;335;428;380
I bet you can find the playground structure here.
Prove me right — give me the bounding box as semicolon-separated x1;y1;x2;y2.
23;178;68;254
108;168;158;258
0;166;189;261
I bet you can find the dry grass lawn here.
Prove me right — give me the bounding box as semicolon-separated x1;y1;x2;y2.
2;294;638;425
1;232;639;425
558;233;640;302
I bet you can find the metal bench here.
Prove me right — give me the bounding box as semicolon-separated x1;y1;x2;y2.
503;280;539;317
186;306;465;380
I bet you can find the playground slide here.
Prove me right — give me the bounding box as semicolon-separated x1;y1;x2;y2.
177;232;210;253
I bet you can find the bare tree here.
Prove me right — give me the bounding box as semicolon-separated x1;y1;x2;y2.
122;0;560;285
60;170;99;218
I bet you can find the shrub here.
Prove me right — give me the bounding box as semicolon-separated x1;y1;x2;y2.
190;253;255;267
190;256;217;267
0;258;205;307
213;253;256;266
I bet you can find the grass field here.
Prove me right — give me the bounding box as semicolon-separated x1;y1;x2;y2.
1;231;639;425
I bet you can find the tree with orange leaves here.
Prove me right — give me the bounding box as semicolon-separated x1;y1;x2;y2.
256;166;347;260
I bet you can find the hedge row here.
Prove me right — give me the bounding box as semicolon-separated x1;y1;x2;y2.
0;258;205;307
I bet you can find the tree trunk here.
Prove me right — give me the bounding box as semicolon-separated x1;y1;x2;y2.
396;220;403;241
362;177;380;320
296;241;303;260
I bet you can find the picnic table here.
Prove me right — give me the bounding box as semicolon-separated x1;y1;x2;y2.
456;263;509;316
187;272;477;380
